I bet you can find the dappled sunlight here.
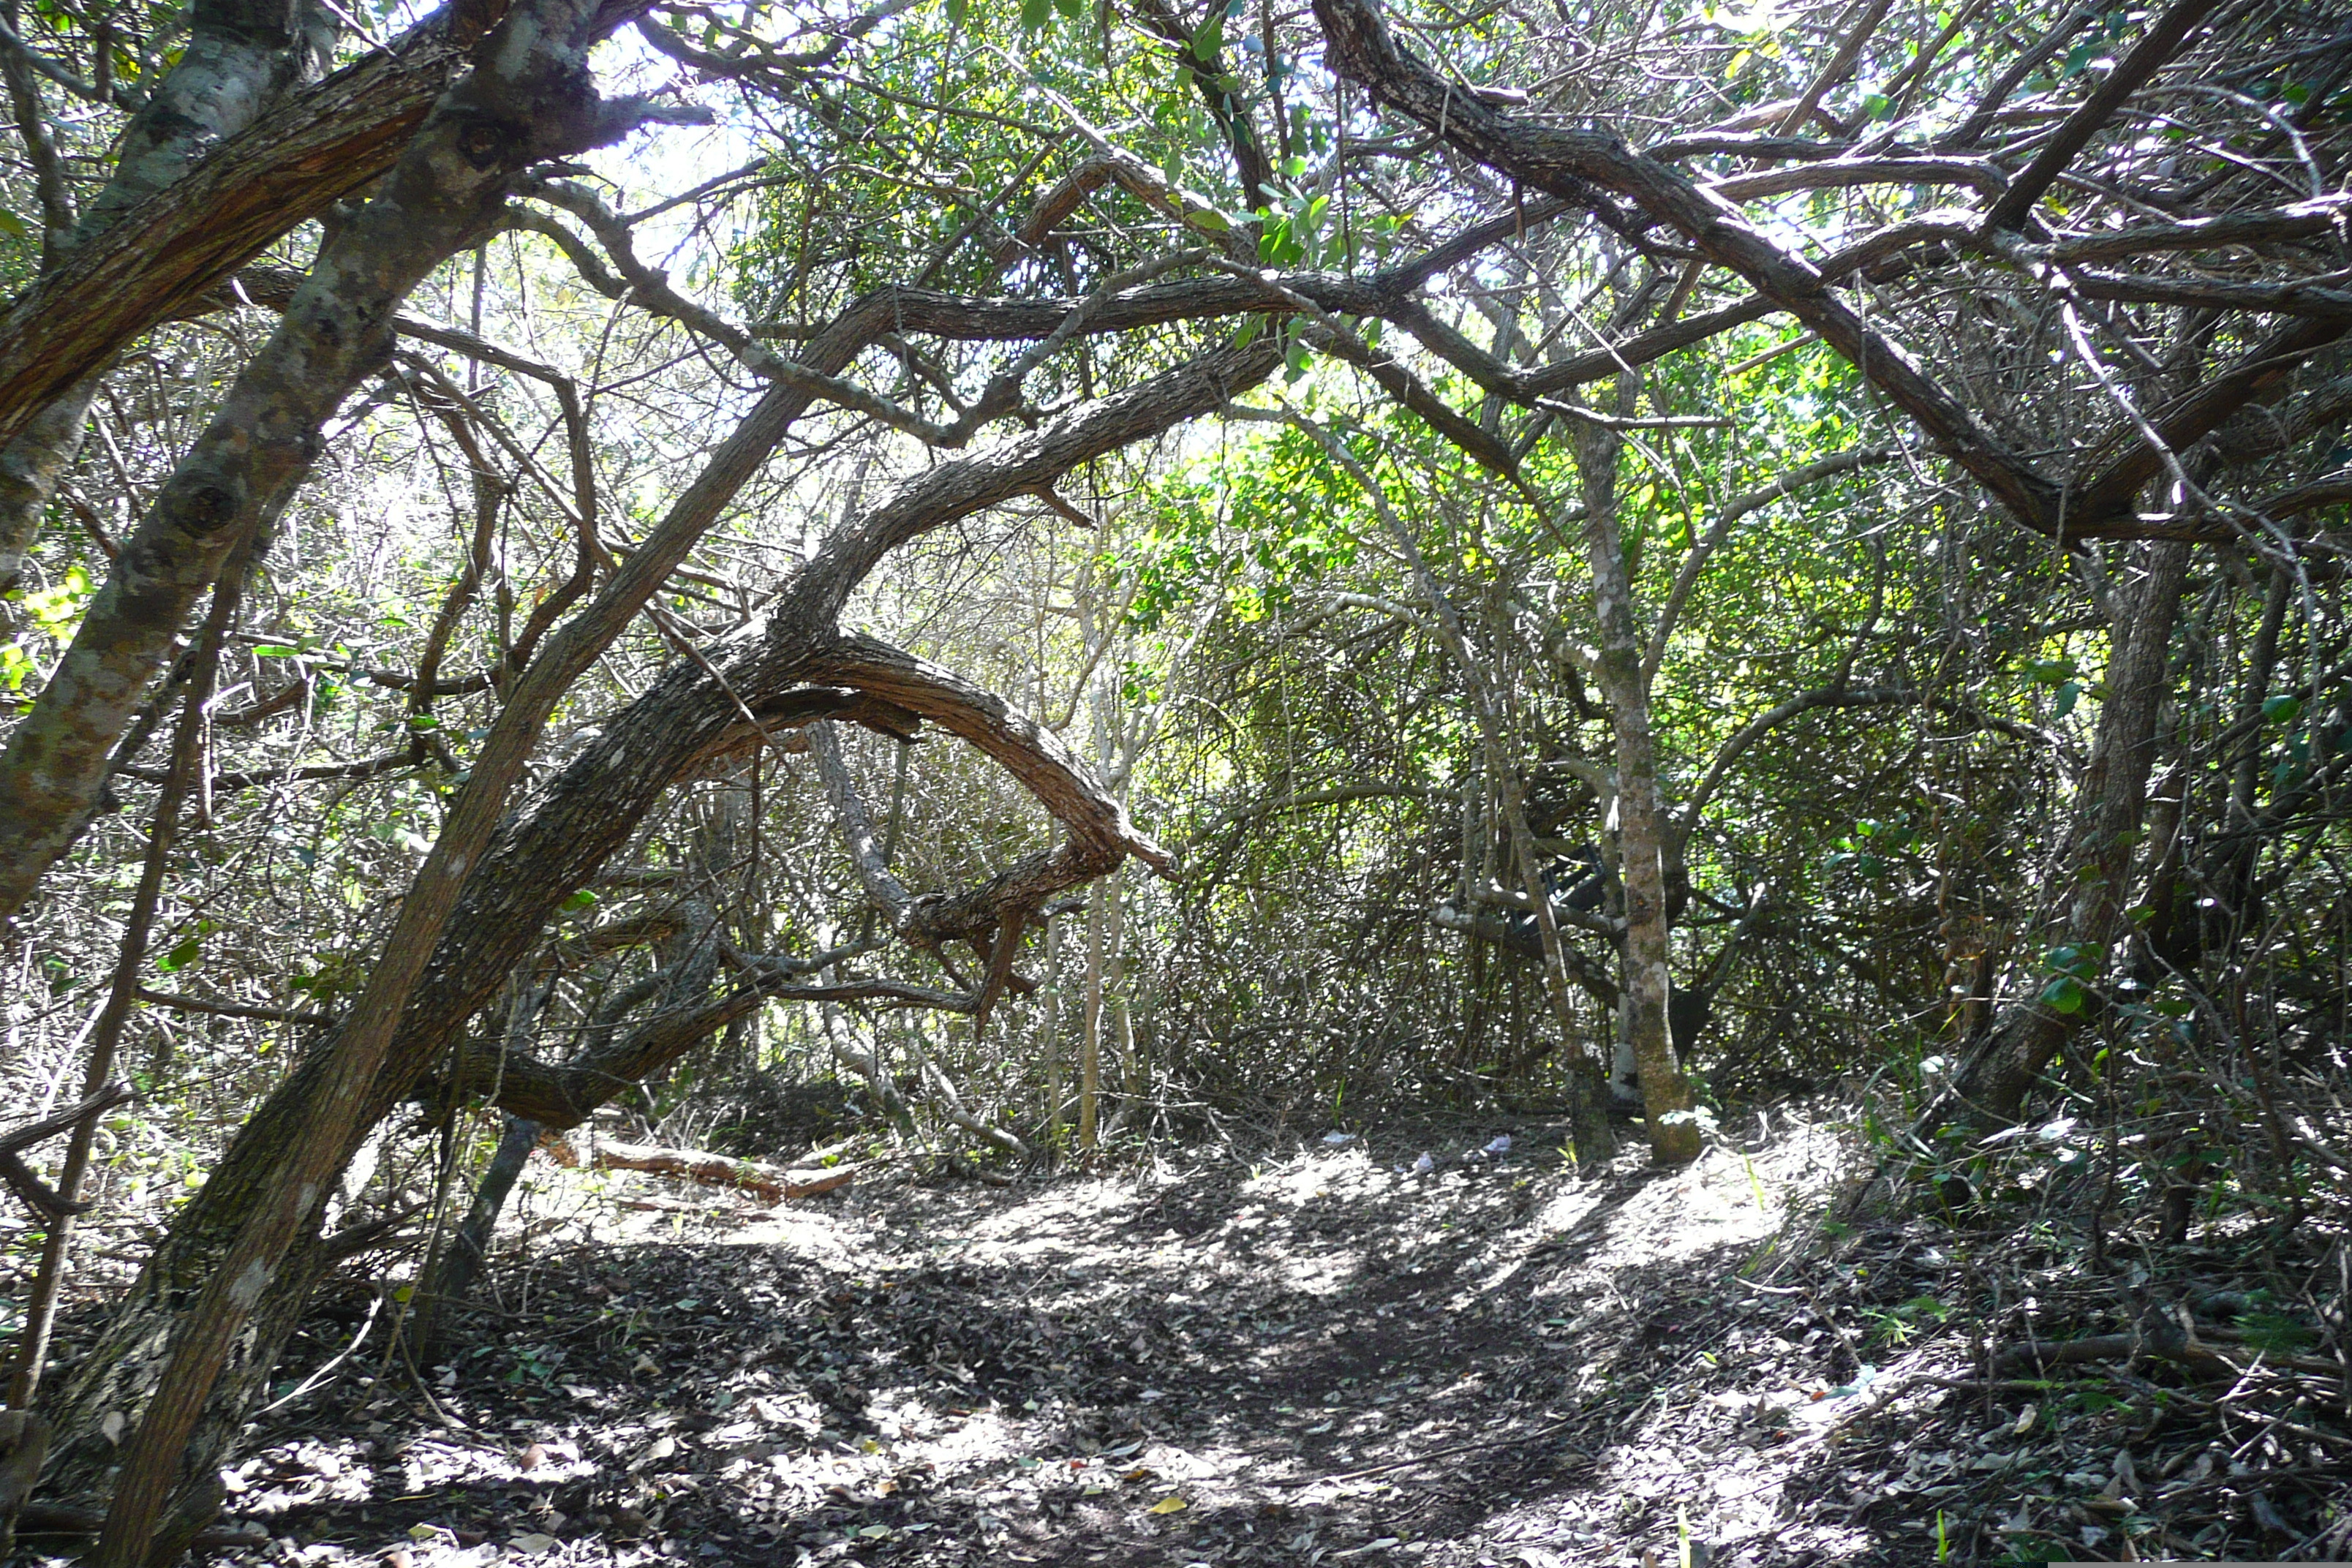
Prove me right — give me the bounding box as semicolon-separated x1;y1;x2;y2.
60;1112;1964;1568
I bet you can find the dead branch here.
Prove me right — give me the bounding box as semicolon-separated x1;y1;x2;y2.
546;1135;867;1202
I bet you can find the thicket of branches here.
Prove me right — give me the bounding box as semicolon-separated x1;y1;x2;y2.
0;0;2346;1555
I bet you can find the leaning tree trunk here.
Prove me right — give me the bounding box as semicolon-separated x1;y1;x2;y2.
415;1115;540;1362
0;0;338;604
0;0;599;930
419;869;726;1352
1953;540;2193;1126
37;342;1278;1556
48;0;702;1551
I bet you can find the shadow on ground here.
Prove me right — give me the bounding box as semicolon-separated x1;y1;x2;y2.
22;1108;2344;1566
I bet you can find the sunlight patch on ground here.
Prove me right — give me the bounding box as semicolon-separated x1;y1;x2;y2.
167;1112;1917;1567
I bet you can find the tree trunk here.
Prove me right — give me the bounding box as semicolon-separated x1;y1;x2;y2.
1279;412;1615;1162
4;550;250;1416
0;0;623;929
416;1114;540;1362
0;381;99;606
36;342;1280;1550
0;0;337;610
1574;413;1701;1164
1953;540;2193;1125
1080;872;1105;1153
0;0;512;453
72;1;696;1552
549;1135;864;1201
1042;912;1064;1145
1112;880;1142;1098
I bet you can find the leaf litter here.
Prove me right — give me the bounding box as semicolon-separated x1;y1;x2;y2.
29;1105;2350;1567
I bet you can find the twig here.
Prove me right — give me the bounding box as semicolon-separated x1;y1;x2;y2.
1270;1416;1586;1488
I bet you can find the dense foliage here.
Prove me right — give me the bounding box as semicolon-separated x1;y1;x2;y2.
0;0;2345;1555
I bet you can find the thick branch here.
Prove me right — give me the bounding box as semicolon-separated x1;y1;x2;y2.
1312;0;2066;534
1981;0;2224;233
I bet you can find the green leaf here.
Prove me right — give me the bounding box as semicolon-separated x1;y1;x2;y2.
2262;693;2303;725
1019;0;1050;29
944;0;968;24
562;888;600;912
1190;12;1224;60
157;935;202;973
2040;975;2086;1014
1259;214;1303;266
0;208;28;240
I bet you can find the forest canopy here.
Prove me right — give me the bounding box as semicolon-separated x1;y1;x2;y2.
0;0;2347;1556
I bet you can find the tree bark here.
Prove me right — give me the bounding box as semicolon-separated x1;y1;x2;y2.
0;0;512;451
0;382;99;605
1572;412;1701;1165
1081;872;1104;1153
37;339;1278;1549
548;1135;864;1201
0;0;339;601
415;1114;539;1361
1952;541;2193;1124
80;0;679;1553
4;544;250;1417
0;0;671;932
1274;411;1615;1161
1309;0;2349;543
1042;912;1064;1144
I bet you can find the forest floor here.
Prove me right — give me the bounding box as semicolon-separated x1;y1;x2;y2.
20;1107;2351;1567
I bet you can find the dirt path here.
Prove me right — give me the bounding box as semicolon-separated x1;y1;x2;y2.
23;1112;2342;1566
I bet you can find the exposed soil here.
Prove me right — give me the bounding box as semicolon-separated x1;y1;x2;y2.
16;1110;2350;1566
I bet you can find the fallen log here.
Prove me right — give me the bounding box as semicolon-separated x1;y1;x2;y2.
546;1136;866;1202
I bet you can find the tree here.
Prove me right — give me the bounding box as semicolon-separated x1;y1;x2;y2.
1;0;2348;1555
